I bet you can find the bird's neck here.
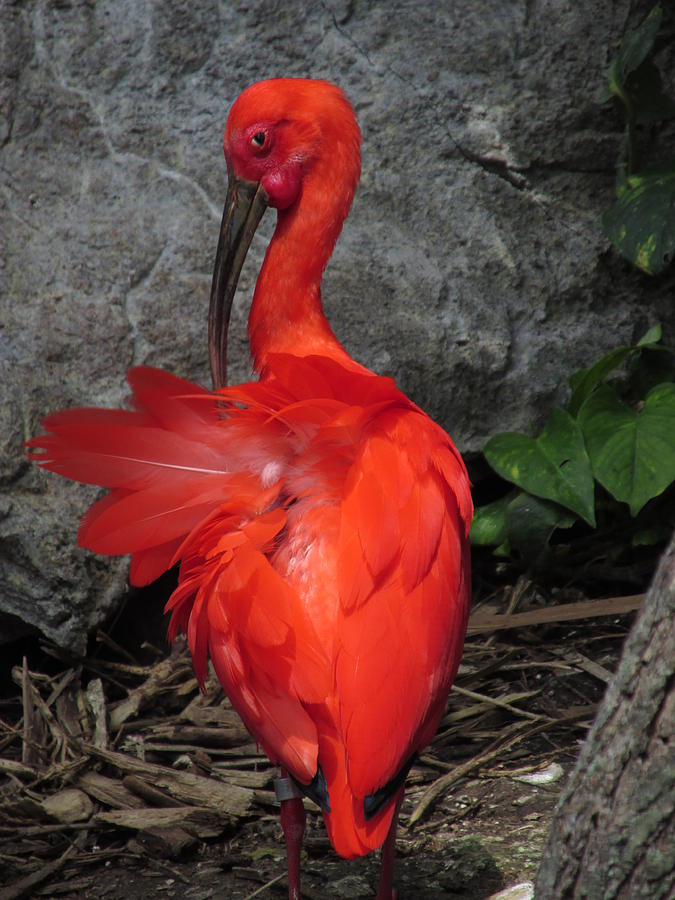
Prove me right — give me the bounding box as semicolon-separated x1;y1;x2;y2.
248;163;357;373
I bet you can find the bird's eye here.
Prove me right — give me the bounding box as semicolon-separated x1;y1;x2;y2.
251;132;267;148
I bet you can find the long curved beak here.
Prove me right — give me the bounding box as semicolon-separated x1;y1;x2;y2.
208;175;268;389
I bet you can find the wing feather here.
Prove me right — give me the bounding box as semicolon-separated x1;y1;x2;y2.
399;471;445;592
337;505;469;797
128;537;183;586
29;424;228;488
335;408;472;797
78;479;230;554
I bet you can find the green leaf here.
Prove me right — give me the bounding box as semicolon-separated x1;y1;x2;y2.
568;346;634;416
484;408;596;526
628;345;675;399
470;493;513;547
568;325;666;414
602;165;675;274
505;493;577;561
578;382;675;515
607;5;662;97
637;323;662;346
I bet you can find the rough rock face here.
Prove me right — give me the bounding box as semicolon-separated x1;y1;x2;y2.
2;1;674;650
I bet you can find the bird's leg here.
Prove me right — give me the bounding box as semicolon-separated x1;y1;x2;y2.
276;767;306;900
375;787;404;900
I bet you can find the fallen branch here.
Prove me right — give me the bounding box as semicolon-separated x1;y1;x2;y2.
467;593;644;634
80;743;254;818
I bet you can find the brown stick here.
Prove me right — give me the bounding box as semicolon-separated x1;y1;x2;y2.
467;593;644;634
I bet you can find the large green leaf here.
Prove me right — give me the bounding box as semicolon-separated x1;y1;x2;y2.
578;382;675;515
505;493;577;561
484;408;596;526
602;165;675;274
470;489;577;561
568;347;634;416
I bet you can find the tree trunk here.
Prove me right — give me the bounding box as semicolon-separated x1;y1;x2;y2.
536;535;675;898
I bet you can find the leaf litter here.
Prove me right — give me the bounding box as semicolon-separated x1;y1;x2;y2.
0;583;643;899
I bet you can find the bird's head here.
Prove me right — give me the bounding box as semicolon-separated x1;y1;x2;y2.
209;78;361;388
224;78;360;209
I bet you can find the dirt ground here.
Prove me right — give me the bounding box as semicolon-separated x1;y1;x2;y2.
38;770;559;899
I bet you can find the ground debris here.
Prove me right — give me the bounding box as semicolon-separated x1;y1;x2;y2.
0;588;638;898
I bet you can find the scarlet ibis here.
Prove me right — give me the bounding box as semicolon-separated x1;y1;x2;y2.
29;78;472;898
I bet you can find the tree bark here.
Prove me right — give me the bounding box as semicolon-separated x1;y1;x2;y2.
536;535;675;898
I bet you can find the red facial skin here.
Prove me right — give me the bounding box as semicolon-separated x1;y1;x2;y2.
225;122;304;209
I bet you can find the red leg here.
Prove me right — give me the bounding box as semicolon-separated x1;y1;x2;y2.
376;788;404;900
278;767;306;900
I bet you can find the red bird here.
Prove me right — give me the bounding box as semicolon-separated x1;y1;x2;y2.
29;79;472;898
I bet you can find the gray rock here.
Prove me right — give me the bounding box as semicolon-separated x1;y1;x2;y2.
2;0;674;650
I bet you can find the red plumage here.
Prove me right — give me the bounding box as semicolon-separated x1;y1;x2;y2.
29;354;471;856
29;78;472;890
